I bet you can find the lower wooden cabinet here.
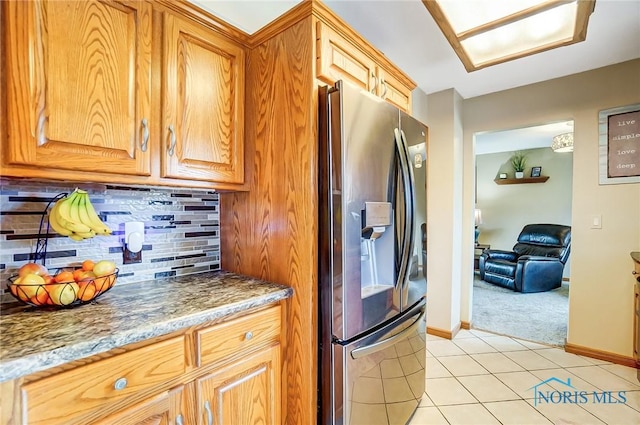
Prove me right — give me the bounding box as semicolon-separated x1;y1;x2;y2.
93;386;186;425
197;344;281;425
2;305;282;424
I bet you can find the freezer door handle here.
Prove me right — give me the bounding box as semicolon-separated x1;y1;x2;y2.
350;309;425;359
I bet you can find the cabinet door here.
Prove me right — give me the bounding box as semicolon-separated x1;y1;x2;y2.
316;21;377;93
196;344;281;425
377;69;412;113
4;0;152;175
93;386;186;425
162;14;245;184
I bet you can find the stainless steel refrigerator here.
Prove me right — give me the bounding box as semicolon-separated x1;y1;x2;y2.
318;80;428;425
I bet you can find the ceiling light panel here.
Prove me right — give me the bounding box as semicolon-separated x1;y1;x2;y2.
437;0;547;34
462;3;577;67
423;0;596;72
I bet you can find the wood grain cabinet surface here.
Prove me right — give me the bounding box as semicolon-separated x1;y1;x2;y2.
162;12;245;184
1;0;246;189
3;306;282;424
92;383;186;425
4;0;153;176
21;336;186;425
316;20;413;112
196;344;281;425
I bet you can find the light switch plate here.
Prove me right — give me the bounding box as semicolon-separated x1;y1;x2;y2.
591;214;602;229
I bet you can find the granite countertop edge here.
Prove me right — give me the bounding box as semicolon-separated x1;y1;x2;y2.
0;271;293;382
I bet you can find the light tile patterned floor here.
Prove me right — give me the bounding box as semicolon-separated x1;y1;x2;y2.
409;329;640;425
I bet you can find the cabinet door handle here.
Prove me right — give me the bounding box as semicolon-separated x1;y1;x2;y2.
380;78;388;98
176;414;184;425
370;71;377;94
204;400;213;425
141;118;149;152
113;377;128;391
245;331;253;340
168;125;177;156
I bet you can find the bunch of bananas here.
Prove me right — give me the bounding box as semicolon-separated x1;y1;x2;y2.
49;189;112;241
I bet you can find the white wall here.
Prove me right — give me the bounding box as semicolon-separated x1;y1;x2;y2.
462;59;640;357
476;147;573;277
425;89;464;334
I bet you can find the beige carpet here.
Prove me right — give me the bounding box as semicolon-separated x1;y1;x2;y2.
471;275;569;346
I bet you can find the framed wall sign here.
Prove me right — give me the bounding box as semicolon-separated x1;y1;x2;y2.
599;103;640;185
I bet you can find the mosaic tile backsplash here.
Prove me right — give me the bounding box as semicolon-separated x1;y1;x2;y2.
0;178;221;298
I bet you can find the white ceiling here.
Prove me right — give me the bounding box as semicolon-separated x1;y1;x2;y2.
190;0;640;151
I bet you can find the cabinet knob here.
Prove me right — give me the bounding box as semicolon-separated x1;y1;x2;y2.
114;377;128;391
168;125;177;156
245;331;253;340
176;414;184;425
141;118;149;152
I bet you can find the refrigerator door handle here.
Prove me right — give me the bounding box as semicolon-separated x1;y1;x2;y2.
350;309;425;359
400;129;416;278
393;128;413;288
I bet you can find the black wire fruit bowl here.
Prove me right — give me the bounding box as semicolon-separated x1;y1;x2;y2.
7;268;119;308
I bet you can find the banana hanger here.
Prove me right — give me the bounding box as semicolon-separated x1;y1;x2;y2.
34;192;68;266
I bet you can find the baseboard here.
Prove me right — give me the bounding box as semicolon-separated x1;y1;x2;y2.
565;342;638;368
461;321;472;330
427;323;461;340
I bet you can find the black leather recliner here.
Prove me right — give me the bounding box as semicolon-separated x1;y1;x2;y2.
479;224;571;293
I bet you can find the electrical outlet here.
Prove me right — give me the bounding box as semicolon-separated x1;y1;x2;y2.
123;246;142;264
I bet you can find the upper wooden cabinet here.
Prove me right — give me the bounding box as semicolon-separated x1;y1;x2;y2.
4;0;153;176
1;0;247;189
316;21;413;112
316;21;377;93
377;68;413;113
162;13;245;184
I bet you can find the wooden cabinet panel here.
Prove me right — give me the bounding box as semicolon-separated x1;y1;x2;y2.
196;344;281;425
316;20;412;112
197;306;281;367
162;13;245;184
4;0;152;175
378;69;412;113
316;21;376;92
22;336;186;424
93;386;186;425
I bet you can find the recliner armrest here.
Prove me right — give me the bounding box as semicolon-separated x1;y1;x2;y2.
482;250;518;262
517;255;561;263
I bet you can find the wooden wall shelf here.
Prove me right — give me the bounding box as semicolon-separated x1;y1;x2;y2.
494;176;550;185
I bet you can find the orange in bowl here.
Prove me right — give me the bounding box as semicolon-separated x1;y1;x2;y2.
81;259;95;271
54;271;75;283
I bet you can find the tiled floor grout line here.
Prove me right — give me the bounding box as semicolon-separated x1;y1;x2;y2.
416;331;640;424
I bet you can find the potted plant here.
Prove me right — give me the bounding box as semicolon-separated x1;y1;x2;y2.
511;151;527;178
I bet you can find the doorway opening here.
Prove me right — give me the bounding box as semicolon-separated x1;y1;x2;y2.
471;120;573;347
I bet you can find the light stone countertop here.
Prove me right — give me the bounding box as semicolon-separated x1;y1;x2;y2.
0;271;292;382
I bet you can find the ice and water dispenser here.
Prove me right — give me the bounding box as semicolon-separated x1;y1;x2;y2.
360;202;394;298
